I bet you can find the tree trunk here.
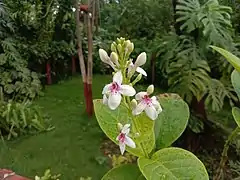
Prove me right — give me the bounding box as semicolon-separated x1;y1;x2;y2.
87;4;94;116
95;0;100;33
46;61;52;85
75;0;89;114
191;96;208;121
72;56;76;75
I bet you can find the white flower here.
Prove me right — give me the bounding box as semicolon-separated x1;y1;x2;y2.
128;52;147;77
116;124;136;155
102;71;136;110
99;49;116;70
133;85;162;120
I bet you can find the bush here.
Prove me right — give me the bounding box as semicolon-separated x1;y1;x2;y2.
0;38;42;100
0;91;52;140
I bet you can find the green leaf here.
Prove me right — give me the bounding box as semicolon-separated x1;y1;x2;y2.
138;147;209;180
231;70;240;100
93;99;155;157
232;107;240;128
155;94;189;149
210;46;240;72
102;164;144;180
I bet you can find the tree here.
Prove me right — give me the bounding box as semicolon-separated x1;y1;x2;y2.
75;0;94;116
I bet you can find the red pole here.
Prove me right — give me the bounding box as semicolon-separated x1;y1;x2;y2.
72;56;76;74
46;62;52;85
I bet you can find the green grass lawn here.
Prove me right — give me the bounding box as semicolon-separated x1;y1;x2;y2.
0;75;112;179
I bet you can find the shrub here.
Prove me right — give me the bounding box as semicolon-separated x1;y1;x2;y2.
0;90;52;140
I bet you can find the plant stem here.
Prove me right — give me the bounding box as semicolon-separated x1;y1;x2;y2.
124;97;149;158
214;127;240;180
131;116;150;158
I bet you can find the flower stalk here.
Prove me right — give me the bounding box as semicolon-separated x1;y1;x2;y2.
99;38;163;157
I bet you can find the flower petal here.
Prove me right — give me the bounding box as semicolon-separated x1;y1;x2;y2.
151;96;157;102
125;136;136;148
145;105;158;120
113;71;123;85
156;104;163;114
120;85;136;96
119;142;126;155
103;94;108;105
135;92;147;100
108;93;121;110
102;84;111;94
151;96;162;114
135;52;146;67
136;67;147;76
133;101;146;115
99;49;110;63
107;60;117;70
121;124;130;134
127;61;134;75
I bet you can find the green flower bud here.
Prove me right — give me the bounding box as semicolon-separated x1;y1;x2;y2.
124;40;131;47
117;38;121;44
131;99;137;109
117;123;123;131
127;42;134;54
110;52;119;66
147;85;154;94
132;74;142;85
117;44;122;54
111;43;117;52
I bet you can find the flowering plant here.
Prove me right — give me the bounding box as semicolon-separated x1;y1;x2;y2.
94;38;209;179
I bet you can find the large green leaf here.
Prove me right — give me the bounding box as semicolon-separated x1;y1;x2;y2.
138;147;209;180
155;94;189;149
93;99;155;157
231;70;240;100
210;46;240;72
232;107;240;128
102;164;145;180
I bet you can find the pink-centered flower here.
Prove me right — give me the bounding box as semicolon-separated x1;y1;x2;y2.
133;85;162;120
116;124;136;155
102;71;136;110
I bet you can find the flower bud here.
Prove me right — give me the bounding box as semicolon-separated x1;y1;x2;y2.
99;49;109;63
117;44;122;54
132;74;142;85
110;52;119;66
117;123;123;131
124;40;131;47
135;52;146;67
35;176;40;180
127;42;134;53
111;42;117;52
135;132;140;137
117;38;121;44
147;85;154;94
131;99;137;109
